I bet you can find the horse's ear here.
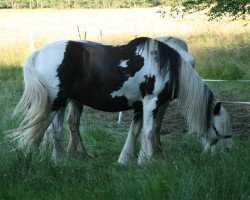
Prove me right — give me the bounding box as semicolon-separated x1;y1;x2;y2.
214;102;221;115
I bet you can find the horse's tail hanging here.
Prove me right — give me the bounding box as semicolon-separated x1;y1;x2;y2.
10;50;50;148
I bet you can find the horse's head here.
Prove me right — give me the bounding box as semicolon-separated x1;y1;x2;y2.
203;102;233;153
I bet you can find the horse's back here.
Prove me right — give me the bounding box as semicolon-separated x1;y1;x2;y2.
156;36;195;68
156;36;188;52
31;38;186;112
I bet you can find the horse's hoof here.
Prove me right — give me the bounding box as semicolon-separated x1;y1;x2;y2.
117;153;136;165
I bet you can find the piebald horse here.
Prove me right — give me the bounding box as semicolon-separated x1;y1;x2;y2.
11;37;232;164
42;36;196;163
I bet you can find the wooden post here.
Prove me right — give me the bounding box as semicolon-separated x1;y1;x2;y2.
118;112;123;124
77;26;81;39
100;30;103;43
84;31;87;40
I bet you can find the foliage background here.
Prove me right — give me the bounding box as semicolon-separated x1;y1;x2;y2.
0;0;181;9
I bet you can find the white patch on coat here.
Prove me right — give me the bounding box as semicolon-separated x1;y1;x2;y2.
111;40;168;103
118;60;129;68
35;40;68;102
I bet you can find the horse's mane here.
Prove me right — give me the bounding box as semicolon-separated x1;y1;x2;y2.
122;38;216;138
126;37;150;47
177;57;215;137
137;38;215;138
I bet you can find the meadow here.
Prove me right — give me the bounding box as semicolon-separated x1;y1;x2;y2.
0;8;249;199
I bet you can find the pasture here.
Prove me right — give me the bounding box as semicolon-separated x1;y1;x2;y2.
0;8;249;199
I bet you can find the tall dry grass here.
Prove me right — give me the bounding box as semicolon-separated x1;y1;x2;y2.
0;8;249;78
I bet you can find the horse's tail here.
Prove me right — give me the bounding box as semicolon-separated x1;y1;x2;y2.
11;50;50;149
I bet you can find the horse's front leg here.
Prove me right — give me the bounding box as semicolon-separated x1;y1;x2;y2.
66;100;92;159
138;97;159;165
118;109;142;165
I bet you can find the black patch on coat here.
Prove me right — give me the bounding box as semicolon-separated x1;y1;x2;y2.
156;82;172;106
152;82;172;118
133;101;143;122
150;41;182;118
157;41;181;99
139;75;155;98
52;41;88;111
52;38;149;112
113;37;148;80
124;55;144;77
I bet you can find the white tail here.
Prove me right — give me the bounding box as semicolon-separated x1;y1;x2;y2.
11;51;50;149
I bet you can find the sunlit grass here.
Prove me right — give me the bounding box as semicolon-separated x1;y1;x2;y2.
1;31;249;79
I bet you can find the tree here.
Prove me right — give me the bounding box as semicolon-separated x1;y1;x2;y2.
161;0;250;21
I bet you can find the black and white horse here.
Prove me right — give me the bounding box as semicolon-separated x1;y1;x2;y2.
11;37;232;164
42;36;196;162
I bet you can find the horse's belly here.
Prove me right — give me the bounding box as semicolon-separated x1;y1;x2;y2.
73;93;133;112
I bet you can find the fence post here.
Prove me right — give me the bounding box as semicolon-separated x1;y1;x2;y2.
84;31;87;40
77;26;81;39
100;30;103;43
118;112;123;124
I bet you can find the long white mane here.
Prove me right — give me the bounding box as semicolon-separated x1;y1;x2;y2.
177;58;214;138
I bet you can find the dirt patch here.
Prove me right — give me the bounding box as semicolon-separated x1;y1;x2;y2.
84;100;249;137
225;104;250;135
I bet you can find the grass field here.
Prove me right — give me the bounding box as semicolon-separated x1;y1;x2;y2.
0;8;249;199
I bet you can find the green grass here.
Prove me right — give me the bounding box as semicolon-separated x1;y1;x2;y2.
0;31;250;199
0;61;249;199
0;130;249;199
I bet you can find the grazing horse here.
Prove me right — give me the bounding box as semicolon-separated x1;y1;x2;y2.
41;36;196;162
11;37;232;164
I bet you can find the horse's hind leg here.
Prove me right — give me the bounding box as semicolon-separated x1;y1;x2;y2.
118;105;142;165
41;123;56;153
66;100;91;159
40;108;66;163
50;108;66;163
28;111;58;151
41;109;64;149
